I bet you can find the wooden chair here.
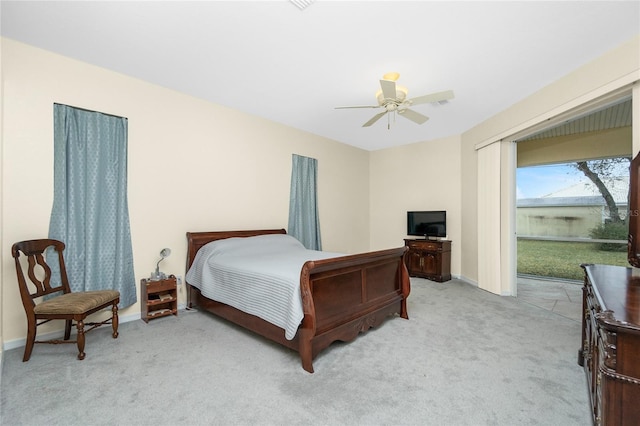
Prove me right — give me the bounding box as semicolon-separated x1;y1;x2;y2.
12;239;120;361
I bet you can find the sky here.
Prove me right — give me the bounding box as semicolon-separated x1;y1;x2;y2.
516;160;630;199
516;163;588;199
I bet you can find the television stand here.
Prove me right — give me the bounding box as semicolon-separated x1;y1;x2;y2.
403;239;451;282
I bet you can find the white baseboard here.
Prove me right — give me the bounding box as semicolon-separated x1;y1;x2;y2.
3;302;188;352
456;274;478;287
2;310;141;352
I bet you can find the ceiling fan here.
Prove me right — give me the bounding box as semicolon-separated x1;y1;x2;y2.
335;72;454;129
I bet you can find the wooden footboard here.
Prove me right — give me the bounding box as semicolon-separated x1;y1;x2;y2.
297;248;409;372
186;230;410;373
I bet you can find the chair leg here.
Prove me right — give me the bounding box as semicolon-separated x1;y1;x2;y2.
22;318;37;362
64;319;72;340
76;320;86;360
111;302;119;339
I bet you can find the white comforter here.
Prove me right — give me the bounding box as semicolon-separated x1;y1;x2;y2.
185;234;341;340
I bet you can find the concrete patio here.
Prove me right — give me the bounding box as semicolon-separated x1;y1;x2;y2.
517;275;583;322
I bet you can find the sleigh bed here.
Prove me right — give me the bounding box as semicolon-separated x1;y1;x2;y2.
185;229;410;373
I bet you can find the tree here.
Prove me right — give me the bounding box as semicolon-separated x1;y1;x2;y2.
572;158;630;224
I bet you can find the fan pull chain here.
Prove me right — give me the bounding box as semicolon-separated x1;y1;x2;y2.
387;111;398;130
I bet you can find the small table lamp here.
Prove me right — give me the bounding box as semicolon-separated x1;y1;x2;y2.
151;248;171;280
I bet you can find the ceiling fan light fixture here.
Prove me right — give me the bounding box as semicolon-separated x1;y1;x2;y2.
382;72;400;81
335;73;453;129
376;85;408;105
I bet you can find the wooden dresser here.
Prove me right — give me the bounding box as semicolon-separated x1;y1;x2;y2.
403;239;451;282
578;264;640;425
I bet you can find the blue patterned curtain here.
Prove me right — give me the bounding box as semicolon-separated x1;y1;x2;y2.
49;104;136;307
288;154;322;250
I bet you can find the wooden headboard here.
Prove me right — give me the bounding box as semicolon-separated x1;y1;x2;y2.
185;229;286;271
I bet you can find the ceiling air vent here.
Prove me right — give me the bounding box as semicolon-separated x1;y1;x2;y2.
290;0;315;10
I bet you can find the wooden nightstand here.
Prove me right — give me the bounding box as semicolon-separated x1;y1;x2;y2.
140;276;178;322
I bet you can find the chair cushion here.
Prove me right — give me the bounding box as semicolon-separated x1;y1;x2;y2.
34;290;120;315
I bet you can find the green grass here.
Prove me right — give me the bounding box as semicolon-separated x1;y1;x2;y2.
517;239;629;281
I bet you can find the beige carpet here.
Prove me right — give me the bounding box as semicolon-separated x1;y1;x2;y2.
0;278;590;425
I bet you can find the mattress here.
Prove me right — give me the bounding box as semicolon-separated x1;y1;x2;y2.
185;234;341;339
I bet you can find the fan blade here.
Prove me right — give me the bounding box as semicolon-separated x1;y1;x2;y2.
335;105;380;109
399;108;429;125
408;90;455;106
379;79;397;100
363;111;387;127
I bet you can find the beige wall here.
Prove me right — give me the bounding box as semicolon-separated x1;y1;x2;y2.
369;135;462;276
0;35;5;359
3;33;639;348
460;35;640;285
1;38;371;344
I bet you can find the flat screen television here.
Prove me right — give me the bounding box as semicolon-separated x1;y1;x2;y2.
407;211;446;239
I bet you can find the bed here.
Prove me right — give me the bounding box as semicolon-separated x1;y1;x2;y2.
185;229;410;373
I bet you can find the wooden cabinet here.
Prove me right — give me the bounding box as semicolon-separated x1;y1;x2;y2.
141;276;178;323
578;264;640;425
403;239;451;282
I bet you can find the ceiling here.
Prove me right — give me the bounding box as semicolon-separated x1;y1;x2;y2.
1;1;639;151
518;98;633;142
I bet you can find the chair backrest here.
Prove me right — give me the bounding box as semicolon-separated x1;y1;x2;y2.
12;239;72;310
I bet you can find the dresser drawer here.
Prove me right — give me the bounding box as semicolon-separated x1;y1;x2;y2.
585;285;600;313
407;241;440;251
145;278;176;293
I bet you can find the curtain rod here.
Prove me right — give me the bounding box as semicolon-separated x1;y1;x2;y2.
53;103;128;120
